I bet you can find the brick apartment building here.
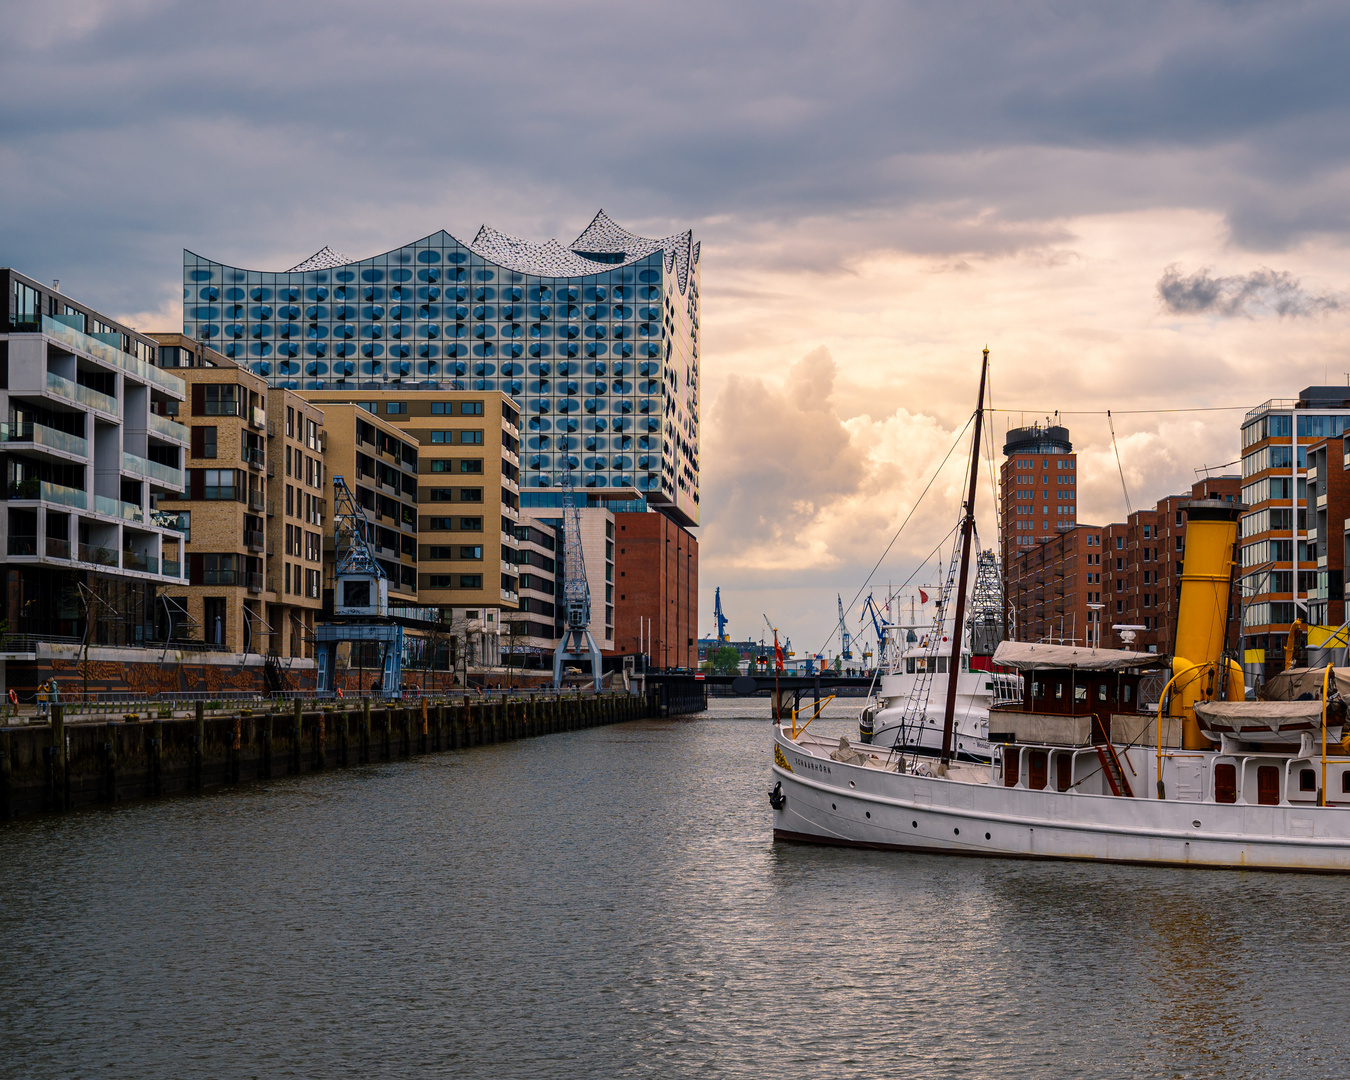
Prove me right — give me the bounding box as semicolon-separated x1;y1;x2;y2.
614;510;699;670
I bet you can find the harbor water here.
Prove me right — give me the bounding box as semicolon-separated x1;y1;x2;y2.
1;698;1347;1079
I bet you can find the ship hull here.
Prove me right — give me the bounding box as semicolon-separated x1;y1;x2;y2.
771;729;1350;873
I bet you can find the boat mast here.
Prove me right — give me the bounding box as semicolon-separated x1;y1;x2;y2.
940;348;989;765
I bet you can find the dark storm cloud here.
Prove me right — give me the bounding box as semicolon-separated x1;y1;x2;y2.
1158;265;1343;317
3;0;1350;313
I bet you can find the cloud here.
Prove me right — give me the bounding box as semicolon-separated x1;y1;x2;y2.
1157;265;1343;318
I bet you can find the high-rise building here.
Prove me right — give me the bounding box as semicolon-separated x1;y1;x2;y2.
180;211;701;527
999;422;1079;572
1239;387;1350;677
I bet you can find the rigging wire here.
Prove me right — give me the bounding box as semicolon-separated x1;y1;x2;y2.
1107;409;1133;515
986;405;1250;416
812;407;973;662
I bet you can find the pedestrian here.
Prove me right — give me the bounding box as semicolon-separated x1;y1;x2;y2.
36;680;50;717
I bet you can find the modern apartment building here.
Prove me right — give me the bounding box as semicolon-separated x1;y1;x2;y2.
1239;387;1350;675
152;335;326;661
180;211;701;526
508;520;561;667
522;505;616;653
1006;525;1104;646
2;269;188;652
1306;437;1350;631
300;389;522;657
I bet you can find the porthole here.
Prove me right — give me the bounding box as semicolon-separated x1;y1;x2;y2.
985;833;991;840
912;821;918;828
831;803;836;810
849;781;856;788
865;811;871;818
954;828;960;835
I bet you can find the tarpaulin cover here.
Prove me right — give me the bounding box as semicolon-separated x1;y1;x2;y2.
991;641;1166;672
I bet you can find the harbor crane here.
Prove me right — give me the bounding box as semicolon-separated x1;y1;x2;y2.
712;587;730;643
315;476;403;696
838;595;852;661
859;593;889;668
553;466;602;690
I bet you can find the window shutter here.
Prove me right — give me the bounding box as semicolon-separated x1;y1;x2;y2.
190;426;204;458
192;384;205;416
189;469;204;500
188;553;204;585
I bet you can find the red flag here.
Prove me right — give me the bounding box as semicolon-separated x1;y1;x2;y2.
774;641;785;671
919;589;929;604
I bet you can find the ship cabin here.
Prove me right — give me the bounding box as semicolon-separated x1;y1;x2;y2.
986;641;1167;798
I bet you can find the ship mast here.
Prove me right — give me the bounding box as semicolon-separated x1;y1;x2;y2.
940;348;989;765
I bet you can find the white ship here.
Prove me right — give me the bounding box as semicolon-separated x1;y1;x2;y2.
769;351;1350;872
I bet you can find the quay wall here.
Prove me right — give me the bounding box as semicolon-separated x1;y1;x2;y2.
0;692;655;821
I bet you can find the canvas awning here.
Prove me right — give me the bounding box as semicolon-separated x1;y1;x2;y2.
991;641;1166;672
1193;699;1340;727
1260;667;1350;702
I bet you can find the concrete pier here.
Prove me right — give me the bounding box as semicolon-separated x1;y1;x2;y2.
0;692;656;820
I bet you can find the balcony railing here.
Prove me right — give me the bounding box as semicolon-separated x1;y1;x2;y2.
122;550;158;574
204;569;236;585
7;479;88;509
162;559;182;579
248;572;264;593
245;446;266;469
42;315;185;397
123;451;184;488
148;411;190;444
78;543;119;567
245;529;265;551
94;494;145;523
0;421;88;458
249;490;265;511
46;536;71;560
7;535;37;556
45;370;117;416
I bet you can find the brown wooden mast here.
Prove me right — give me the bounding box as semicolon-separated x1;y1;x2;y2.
940;348;989;765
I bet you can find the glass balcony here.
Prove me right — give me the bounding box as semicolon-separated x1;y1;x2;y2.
7;535;38;556
204;569;236;585
0;422;88;458
245;529;265;551
123;451;183;488
78;543;119;568
148;412;190;444
123;550;158;574
247;572;264;593
45;371;117;416
162;559;182;579
95;493;143;522
248;490;265;511
45;537;71;560
7;479;88;509
42;316;185;397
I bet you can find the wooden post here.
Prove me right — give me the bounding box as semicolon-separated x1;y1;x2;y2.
261;713;274;779
193;701;205;792
149;719;163;797
104;722;118;803
361;698;372;764
315;709;328;771
338;709;350;768
291;699;303;774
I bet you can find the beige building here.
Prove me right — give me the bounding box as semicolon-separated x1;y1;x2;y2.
152;336;324;663
299;390;523;662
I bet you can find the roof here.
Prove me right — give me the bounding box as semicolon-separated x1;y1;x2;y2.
991;641;1166;671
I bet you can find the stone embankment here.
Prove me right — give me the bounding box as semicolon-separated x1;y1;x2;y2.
0;692;653;820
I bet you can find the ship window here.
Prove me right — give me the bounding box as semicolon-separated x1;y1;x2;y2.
1029;751;1048;790
1054;682;1064;701
1342;771;1350;794
1056;755;1072;792
1097;684;1108;702
1004;750;1020;788
1300;768;1316;792
1257;765;1280;806
1215;763;1237;803
1032;680;1042;699
1123;684;1133;704
906;658;915;674
1074;685;1088;704
936;657;947;674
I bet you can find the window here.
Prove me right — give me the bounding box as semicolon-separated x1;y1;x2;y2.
204;384;239;416
358;402;377;415
459;545;483;560
431;432;452;443
306;568;320;598
460;517;483;530
428;517;454;530
430;488;456;501
428;575;455;588
286;407;294;439
164;510;190;542
1300;768;1316;792
204;553;236;585
386;402;406;414
203;469;237;499
428;546;455;559
191;426;217;459
13;280;40;322
459;574;483;588
459;488;483;502
459;459;484;473
431;402;449;414
461;430;484;444
461;401;484;415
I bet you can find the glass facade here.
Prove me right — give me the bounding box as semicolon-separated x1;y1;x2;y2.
182;213;701;525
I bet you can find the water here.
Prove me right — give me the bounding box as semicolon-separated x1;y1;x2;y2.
2;699;1348;1079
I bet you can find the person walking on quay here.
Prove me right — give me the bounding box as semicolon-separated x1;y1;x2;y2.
36;680;50;718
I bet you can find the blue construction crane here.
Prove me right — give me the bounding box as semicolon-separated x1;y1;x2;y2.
838;594;852;661
860;593;889;667
713;587;729;642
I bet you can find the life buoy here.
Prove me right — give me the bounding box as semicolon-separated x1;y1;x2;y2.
7;689;16;705
337;687;344;698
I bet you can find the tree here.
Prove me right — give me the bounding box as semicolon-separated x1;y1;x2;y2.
701;645;742;676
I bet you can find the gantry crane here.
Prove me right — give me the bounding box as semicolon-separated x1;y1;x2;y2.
553;466;602;690
713;587;729;643
838;594;852;661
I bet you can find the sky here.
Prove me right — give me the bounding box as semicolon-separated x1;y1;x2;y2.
4;0;1350;658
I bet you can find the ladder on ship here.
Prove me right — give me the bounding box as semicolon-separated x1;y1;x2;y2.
893;535;965;759
1095;741;1134;797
